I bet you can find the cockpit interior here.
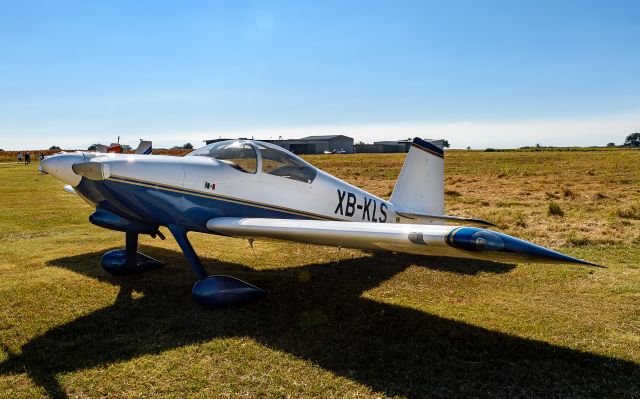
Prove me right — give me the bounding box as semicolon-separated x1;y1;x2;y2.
187;140;317;183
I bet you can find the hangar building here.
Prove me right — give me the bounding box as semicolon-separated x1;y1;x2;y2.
354;139;446;153
354;140;413;153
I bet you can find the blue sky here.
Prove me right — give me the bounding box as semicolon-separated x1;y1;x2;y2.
1;0;639;149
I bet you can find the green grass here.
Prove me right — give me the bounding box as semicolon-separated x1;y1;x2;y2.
548;201;564;216
1;152;639;398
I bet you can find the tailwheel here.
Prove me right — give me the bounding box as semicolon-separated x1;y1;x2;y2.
168;224;267;309
101;231;163;275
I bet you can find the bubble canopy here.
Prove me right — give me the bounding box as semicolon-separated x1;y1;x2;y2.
187;140;318;183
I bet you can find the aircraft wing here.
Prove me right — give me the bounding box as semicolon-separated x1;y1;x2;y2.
207;217;451;252
206;217;600;266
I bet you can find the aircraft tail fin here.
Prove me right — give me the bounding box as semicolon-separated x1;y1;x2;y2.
390;137;445;216
135;140;152;155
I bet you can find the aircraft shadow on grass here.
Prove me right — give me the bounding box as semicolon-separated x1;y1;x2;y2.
1;246;638;398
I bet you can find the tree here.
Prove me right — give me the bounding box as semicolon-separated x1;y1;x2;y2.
607;142;616;147
49;145;61;151
87;144;99;151
624;133;640;147
171;143;194;150
121;144;132;151
442;139;451;148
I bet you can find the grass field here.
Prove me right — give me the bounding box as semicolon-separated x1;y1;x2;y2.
0;150;639;398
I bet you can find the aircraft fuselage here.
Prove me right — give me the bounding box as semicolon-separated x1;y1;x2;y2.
45;151;397;234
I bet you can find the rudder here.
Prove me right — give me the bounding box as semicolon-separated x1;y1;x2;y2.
390;137;445;215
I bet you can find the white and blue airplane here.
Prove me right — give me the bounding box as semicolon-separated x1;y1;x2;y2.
40;138;600;308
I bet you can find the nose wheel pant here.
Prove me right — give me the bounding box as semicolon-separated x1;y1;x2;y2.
101;231;163;275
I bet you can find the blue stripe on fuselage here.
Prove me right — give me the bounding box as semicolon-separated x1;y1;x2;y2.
76;177;335;232
110;175;336;221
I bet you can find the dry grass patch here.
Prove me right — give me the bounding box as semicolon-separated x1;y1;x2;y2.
445;189;462;197
1;151;639;398
617;203;640;220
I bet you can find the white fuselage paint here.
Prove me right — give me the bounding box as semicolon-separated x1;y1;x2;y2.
45;148;400;224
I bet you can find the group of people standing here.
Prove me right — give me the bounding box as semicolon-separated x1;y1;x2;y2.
17;152;31;165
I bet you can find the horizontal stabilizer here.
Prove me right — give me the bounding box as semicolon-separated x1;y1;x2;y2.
395;210;496;226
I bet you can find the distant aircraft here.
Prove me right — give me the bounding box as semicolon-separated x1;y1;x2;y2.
39;137;601;308
323;148;348;154
104;140;152;154
41;140;152;166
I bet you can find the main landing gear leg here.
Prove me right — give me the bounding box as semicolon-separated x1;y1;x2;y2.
101;231;163;275
168;224;267;309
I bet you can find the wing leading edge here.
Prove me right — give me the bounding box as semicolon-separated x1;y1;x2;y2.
206;218;601;266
